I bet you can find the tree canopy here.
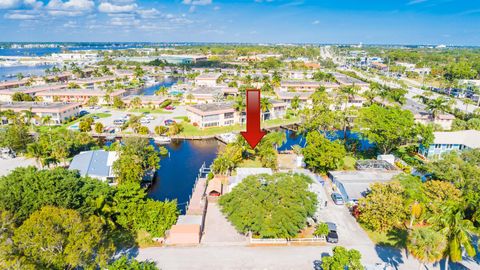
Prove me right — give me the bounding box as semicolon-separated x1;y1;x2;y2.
219;173;317;238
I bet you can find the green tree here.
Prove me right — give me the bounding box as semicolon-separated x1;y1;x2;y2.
154;125;168;136
0;123;32;153
87;96;99;106
425;97;450;120
95;122;104;133
358;182;406;232
302;131;346;173
113;96;125;109
219;173;317;238
321;246;363;270
313;222;329;237
355;104;416;154
407;227;447;270
107;255;158;270
12;206;115;269
428;203;477;266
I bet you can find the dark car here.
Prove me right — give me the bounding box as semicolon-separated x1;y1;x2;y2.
331;193;344;205
326;222;338;243
79;111;89;117
326;230;339;243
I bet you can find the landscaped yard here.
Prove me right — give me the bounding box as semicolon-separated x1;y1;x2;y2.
63;113;112;128
362;226;407;248
178;117;301;137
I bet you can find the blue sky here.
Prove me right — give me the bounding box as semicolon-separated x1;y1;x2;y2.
0;0;479;45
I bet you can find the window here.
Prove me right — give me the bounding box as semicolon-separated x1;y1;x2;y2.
224;120;234;126
224;112;234;119
204;122;219;128
203;114;220;122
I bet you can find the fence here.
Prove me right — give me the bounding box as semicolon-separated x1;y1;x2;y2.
249;236;326;245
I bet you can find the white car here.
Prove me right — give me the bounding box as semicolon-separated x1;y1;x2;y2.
145;115;155;120
140;118;150;124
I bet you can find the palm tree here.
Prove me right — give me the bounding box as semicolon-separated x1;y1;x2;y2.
260;97;272;121
291;95;300;112
131;97;142;109
234;96;246;125
41;115;52;126
26;143;45;168
103;94;111;105
428;203;477;268
425;97;450;120
407;227;447;270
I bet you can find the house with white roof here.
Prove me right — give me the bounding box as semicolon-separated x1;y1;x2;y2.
419;130;480;159
69;150;118;183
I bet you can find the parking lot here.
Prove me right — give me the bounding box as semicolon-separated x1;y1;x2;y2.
75;106;188;132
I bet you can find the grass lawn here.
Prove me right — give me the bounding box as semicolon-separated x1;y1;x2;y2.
342;156;357;170
126;108;173;114
63;113;112;128
362;225;407;248
237;158;263;168
179;117;301;137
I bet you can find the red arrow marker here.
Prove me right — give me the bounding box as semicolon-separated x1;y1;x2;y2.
240;89;266;149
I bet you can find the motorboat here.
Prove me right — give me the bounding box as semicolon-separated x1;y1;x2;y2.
153;136;171;144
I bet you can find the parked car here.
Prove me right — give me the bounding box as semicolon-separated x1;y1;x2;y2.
92;115;99;120
164;119;176;126
145;115;155;120
140;118;150;124
331;193;344;205
165;105;175;110
79;111;89;117
326;222;338;243
113;119;126;126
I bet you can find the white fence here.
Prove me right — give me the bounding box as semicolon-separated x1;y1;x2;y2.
249;236;326;245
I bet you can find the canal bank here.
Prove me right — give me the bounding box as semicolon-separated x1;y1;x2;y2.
147;129;374;213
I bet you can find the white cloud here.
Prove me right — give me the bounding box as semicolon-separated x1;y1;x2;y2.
0;0;21;9
98;2;137;13
24;0;43;9
312;20;319;25
46;0;94;16
137;8;160;18
182;0;212;6
4;12;36;19
407;0;427;5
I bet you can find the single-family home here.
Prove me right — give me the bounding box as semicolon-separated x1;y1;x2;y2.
419;130;480;159
69;150;118;183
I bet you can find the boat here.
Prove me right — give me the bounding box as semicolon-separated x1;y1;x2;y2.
153;136;171;144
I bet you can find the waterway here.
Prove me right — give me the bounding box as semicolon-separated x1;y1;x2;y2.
0;64;55;81
148;130;373;213
139;77;177;95
148;139;219;213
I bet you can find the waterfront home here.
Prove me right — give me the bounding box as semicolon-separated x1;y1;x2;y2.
194;73;221;87
187;102;237;128
0;83;67;102
186;87;238;104
70;76;117;89
419;130;480;159
275;90;313;106
414;112;455;130
69;150;118;183
0;101;81;124
37;89;126;104
122;95;168;108
280;80;334;92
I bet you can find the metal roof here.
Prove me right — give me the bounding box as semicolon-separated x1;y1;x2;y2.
69;150;117;179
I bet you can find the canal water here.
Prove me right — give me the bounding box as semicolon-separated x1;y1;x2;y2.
0;64;55;81
139;77;177;95
148;139;219;213
148;130;373;213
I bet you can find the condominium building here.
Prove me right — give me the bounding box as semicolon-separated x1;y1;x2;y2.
194;73;221;87
0;83;67;102
0;101;81;124
36;89;126;104
186;100;287;128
